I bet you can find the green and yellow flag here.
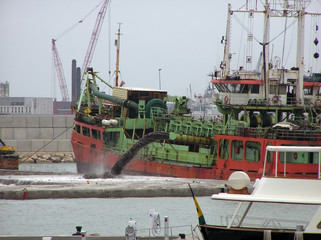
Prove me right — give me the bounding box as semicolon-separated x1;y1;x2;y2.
188;183;206;225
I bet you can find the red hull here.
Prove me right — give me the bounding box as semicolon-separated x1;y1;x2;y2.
72;134;219;179
71;120;320;180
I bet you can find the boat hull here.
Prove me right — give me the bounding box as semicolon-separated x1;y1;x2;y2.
200;225;320;240
0;155;19;170
71;119;321;180
72;138;218;179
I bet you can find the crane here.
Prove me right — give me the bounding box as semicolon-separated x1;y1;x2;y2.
51;0;109;102
81;0;109;81
52;38;70;102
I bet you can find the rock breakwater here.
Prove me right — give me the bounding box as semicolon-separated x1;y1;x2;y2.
18;152;74;164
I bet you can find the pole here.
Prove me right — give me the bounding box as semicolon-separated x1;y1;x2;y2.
158;68;162;90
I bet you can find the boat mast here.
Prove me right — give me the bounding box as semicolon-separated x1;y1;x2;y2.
296;3;305;106
115;23;122;87
262;0;270;100
221;4;232;78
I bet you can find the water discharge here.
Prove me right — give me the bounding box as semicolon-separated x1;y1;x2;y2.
83;132;170;179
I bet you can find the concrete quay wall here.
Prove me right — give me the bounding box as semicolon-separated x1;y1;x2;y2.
0;115;74;152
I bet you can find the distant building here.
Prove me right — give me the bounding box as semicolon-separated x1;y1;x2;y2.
0;82;9;97
53;100;72;115
0;97;54;115
0;80;73;115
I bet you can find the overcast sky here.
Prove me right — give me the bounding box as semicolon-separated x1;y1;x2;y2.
0;0;320;101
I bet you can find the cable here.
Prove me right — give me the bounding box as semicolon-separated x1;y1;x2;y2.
55;0;104;40
19;125;73;164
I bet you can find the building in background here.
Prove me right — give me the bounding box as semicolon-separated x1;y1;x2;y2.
0;80;74;115
0;97;54;114
0;82;9;97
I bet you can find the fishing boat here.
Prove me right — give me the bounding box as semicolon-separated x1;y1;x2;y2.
195;145;321;240
71;0;321;179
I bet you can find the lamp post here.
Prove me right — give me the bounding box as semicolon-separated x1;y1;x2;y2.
158;68;162;90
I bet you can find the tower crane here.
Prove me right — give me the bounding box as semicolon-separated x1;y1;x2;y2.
52;39;70;102
81;0;109;81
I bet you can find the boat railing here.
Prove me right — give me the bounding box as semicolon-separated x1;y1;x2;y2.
221;214;309;230
150;107;169;119
134;224;197;239
218;126;321;141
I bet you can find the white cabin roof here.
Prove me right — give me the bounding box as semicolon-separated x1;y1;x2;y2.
212;177;321;205
266;146;321;153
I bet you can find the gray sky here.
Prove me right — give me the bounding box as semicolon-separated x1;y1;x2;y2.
0;0;320;101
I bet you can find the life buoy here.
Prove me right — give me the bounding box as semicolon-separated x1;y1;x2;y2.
272;95;279;104
315;99;321;107
293;152;297;159
224;96;229;104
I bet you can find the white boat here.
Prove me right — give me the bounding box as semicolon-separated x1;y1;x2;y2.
197;145;321;240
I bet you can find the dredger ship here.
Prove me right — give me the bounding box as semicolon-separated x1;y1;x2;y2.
71;0;321;180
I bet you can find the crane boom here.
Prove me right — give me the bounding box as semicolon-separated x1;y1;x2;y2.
52;39;70;102
81;0;109;81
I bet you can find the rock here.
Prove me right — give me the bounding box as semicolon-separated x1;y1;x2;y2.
50;156;62;163
18;152;75;164
63;155;74;162
37;159;50;164
42;154;51;160
55;153;65;158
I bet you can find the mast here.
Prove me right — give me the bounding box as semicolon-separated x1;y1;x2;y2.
115;23;122;87
296;4;305;106
262;0;270;100
221;4;232;78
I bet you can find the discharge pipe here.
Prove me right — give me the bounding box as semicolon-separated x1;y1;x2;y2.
89;83;139;111
169;132;215;145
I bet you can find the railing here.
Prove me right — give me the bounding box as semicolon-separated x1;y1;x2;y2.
221;215;309;230
218;126;321;141
134;224;198;240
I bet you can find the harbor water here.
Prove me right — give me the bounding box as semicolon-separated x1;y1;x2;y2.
0;197;316;236
0;164;317;237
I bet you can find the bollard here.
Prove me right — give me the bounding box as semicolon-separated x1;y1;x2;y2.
23;188;27;200
179;233;186;239
81;230;87;240
164;216;169;240
72;226;82;236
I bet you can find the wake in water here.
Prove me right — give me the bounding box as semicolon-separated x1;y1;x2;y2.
83;132;170;179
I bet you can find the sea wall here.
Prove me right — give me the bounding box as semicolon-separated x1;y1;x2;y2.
0;115;74;153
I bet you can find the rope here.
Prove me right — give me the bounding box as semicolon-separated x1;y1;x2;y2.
19;125;73;164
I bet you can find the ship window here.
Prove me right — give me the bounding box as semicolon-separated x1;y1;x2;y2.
269;86;277;94
103;131;119;147
214;83;226;93
232;140;243;161
240;85;249;93
74;124;81;133
266;143;273;163
91;129;101;140
245;141;261;162
279;150;316;164
304;87;313;95
82;126;90;137
219;139;230;160
250;85;259;93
